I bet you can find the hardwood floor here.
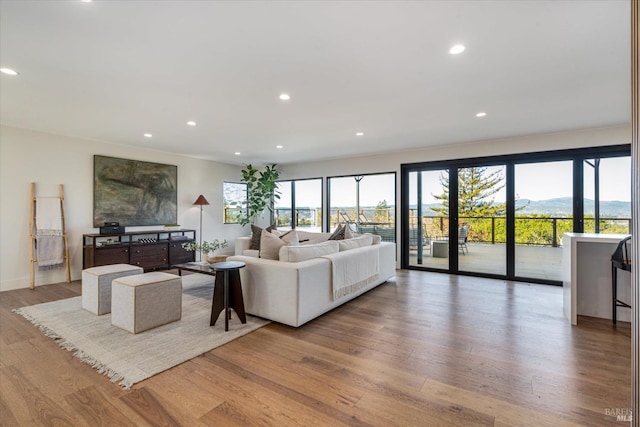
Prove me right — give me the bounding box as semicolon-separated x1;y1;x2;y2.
0;270;631;426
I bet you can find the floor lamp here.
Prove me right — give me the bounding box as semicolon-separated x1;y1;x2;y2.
193;195;210;262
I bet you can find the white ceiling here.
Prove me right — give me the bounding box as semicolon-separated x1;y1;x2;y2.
0;0;631;166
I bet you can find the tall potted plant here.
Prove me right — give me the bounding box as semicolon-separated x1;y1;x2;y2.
240;164;280;226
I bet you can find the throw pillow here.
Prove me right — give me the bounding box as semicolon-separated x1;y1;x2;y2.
279;230;299;245
259;229;285;260
344;225;355;239
328;224;346;240
250;223;277;250
250;224;263;250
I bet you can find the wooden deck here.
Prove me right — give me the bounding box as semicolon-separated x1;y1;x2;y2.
410;243;564;281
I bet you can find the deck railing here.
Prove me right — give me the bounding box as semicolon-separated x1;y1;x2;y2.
231;207;631;247
409;212;631;247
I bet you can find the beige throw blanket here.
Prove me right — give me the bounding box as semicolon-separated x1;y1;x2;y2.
36;197;64;269
322;247;379;300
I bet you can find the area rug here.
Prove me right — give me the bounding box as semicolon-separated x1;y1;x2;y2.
13;274;270;389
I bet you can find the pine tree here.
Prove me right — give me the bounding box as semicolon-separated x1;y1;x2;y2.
373;200;389;223
431;167;506;217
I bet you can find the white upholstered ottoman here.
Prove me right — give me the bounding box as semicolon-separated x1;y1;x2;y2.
111;272;182;334
82;264;143;315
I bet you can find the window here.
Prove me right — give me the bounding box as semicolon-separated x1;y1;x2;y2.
222;182;247;224
274;178;323;231
328;172;396;242
583;156;632;234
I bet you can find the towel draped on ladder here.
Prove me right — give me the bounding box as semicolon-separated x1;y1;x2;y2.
35;197;64;269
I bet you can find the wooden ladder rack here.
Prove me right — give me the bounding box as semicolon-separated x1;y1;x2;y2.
29;182;71;289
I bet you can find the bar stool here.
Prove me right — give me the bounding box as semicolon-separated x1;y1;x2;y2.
611;236;632;324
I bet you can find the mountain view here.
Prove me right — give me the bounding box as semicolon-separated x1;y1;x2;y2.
414;198;631;218
516;198;631;217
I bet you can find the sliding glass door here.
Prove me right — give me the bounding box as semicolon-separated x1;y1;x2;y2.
514;161;572;281
401;146;631;285
458;165;507;276
407;169;449;270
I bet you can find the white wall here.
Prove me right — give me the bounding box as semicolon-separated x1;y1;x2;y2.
0;125;246;291
279;125;631;179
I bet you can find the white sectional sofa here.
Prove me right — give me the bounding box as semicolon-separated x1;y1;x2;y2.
228;229;396;327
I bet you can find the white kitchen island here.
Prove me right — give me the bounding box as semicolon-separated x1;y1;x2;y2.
562;233;631;325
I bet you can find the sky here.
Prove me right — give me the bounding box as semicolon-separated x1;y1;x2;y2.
410;156;631;205
263;156;631;209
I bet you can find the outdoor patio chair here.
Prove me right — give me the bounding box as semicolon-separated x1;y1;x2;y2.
357;225;375;234
375;227;396;243
408;228;431;252
458;223;469;255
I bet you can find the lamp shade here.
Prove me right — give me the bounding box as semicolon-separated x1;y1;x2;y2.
193;195;210;206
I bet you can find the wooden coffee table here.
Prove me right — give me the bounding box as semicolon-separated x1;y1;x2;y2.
173;262;247;331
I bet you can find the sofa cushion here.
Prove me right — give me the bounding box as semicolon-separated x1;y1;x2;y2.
296;230;332;244
279;240;340;262
351;232;381;245
338;234;373;251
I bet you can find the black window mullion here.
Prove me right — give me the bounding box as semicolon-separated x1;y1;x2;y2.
573;159;584;233
449;167;459;271
506;163;515;279
291;181;296;229
400;166;410;268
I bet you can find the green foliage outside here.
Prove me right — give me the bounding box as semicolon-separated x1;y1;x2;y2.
424;166;629;245
372;200;392;224
223;205;245;223
277;210;291;227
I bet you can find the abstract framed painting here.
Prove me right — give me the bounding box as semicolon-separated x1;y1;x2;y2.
93;155;177;227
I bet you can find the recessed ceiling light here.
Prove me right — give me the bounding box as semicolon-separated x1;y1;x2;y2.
356;132;364;136
81;0;93;2
187;121;196;126
276;145;283;149
279;93;291;101
449;44;466;55
234;152;241;156
0;68;19;76
475;112;487;117
144;133;153;138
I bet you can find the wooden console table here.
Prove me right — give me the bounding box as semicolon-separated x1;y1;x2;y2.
83;229;196;271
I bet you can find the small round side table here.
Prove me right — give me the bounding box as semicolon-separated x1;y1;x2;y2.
209;261;247;331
